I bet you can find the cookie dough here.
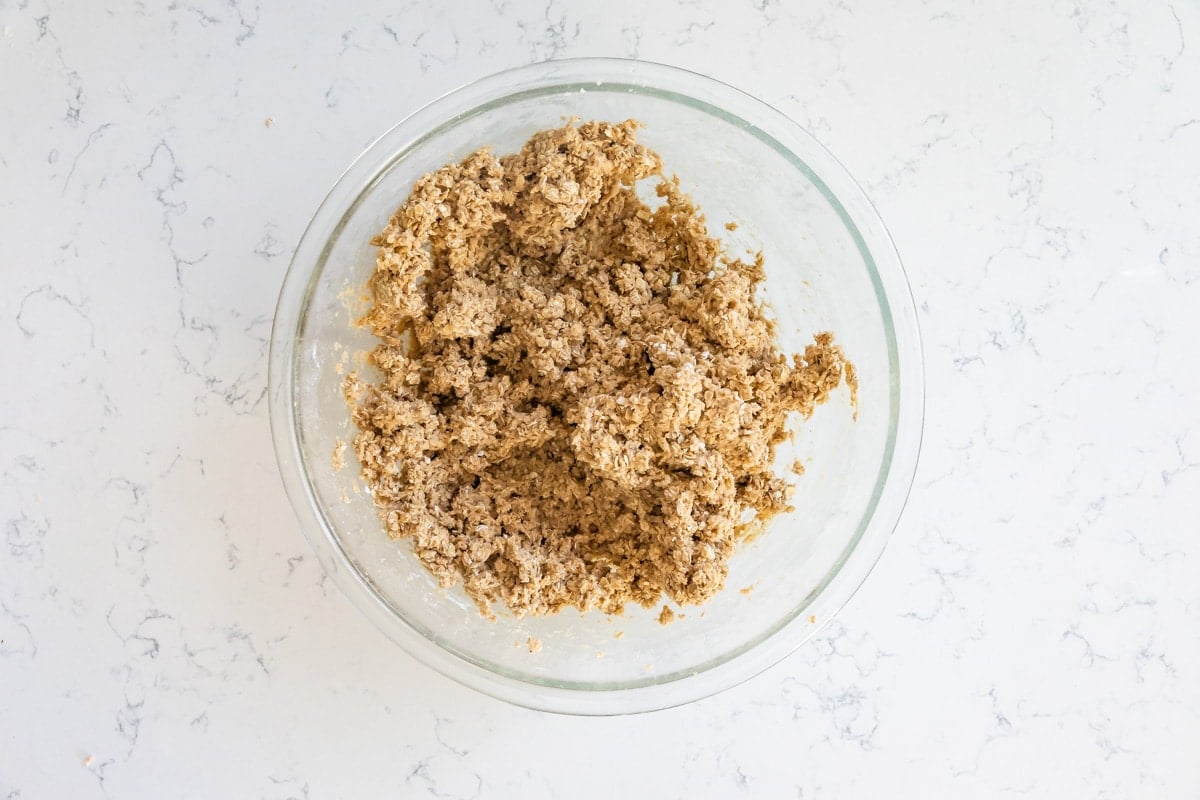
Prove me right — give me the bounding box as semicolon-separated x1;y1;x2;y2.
345;119;854;617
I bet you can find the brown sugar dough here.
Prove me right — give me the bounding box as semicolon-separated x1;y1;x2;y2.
346;119;854;618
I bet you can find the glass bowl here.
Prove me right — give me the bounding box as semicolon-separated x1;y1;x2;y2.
268;58;923;715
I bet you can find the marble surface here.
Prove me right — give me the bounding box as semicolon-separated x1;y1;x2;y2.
2;0;1198;796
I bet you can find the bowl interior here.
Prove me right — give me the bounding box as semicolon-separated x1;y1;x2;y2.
290;82;897;691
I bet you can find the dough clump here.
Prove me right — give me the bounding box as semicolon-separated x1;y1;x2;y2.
346;120;854;617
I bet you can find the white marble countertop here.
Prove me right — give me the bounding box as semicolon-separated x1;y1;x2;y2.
3;0;1198;796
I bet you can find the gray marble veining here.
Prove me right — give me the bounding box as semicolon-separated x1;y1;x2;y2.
1;0;1198;796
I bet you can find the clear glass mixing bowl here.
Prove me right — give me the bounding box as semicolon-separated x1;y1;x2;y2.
268;58;923;715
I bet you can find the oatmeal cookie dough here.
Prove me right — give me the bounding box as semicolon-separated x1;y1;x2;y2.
345;119;854;617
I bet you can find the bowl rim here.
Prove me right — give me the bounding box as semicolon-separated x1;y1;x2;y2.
268;56;924;715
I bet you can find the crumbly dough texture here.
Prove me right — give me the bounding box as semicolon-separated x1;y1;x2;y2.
346;119;853;618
